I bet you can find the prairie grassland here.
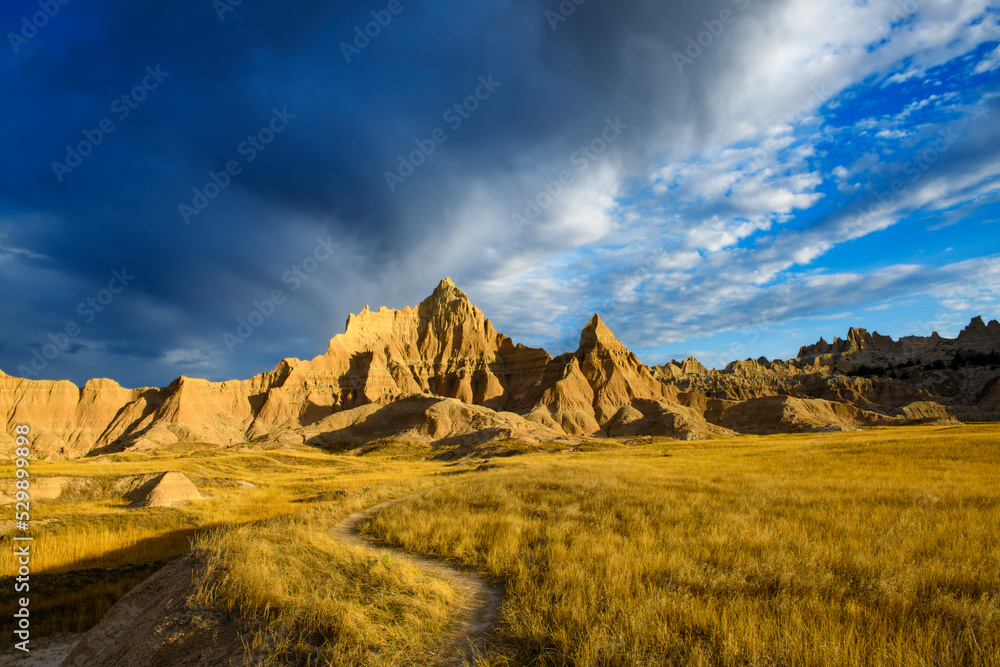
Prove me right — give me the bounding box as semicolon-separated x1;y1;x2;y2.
0;442;459;642
3;426;998;665
0;443;449;576
191;505;461;666
364;425;1000;666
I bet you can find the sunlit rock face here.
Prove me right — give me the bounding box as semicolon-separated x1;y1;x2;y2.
2;281;992;458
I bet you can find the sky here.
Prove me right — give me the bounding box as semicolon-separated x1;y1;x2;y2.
1;0;999;388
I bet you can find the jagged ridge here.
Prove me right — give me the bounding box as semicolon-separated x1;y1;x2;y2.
3;280;991;458
657;317;1000;423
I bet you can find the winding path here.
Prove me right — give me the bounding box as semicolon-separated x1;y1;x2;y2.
331;494;505;666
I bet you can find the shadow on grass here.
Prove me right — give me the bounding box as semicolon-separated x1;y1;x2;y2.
0;525;229;644
0;560;167;645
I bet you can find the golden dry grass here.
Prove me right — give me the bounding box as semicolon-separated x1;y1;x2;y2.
0;441;462;650
2;426;998;666
0;443;451;576
364;424;1000;666
191;504;461;666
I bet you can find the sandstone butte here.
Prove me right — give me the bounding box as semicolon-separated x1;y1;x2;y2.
2;278;998;459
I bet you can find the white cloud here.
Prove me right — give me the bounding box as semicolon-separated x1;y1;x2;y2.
883;66;925;86
974;44;1000;74
899;94;939;117
162;349;211;366
401;0;1000;358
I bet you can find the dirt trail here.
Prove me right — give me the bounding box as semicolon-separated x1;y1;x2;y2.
332;494;504;666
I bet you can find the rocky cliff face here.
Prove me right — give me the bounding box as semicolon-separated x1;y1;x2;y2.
1;278;556;457
296;277;552;413
519;314;684;435
1;280;985;458
796;317;1000;366
662;317;1000;422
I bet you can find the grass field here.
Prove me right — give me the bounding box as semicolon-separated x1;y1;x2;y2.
0;443;461;642
0;444;454;576
191;504;461;666
2;425;998;665
365;425;1000;666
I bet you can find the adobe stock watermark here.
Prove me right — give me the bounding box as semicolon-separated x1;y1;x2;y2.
340;0;414;63
915;256;1000;337
213;0;244;21
7;0;71;54
384;75;502;192
673;0;751;73
51;65;170;183
711;83;832;199
546;0;588;31
510;116;629;234
223;235;339;352
874;0;928;37
11;424;33;654
664;285;794;372
179;107;296;224
846;126;960;238
15;268;135;378
722;284;794;366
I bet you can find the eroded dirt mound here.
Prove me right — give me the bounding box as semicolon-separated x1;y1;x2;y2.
60;556;248;667
257;394;577;453
897;401;961;424
128;472;201;507
714;395;891;433
605;399;735;440
0;634;81;666
0;476;75;504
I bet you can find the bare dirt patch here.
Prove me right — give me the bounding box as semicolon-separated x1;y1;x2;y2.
58;556;249;667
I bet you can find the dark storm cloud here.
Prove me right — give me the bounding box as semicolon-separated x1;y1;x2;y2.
1;0;796;386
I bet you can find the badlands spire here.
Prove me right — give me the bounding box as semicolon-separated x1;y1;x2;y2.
1;280;996;458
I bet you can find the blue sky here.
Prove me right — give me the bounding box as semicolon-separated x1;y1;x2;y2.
1;0;999;387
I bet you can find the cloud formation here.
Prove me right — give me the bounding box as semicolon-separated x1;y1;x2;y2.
0;0;998;386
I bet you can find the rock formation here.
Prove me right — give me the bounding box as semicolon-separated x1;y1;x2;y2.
255;394;573;452
661;318;999;423
1;279;554;457
2;279;993;458
129;472;201;508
